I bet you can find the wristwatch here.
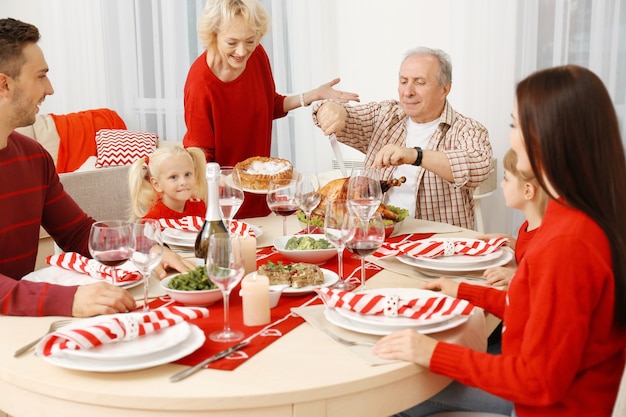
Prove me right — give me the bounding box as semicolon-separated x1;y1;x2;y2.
412;147;423;166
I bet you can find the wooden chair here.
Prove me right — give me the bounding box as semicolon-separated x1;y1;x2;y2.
473;158;497;233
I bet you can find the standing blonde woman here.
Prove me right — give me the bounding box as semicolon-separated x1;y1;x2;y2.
373;65;626;416
182;0;359;218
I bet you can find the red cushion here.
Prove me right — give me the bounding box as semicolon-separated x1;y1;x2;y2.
95;129;158;168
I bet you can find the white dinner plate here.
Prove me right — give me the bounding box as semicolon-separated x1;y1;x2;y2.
227;169;299;195
162;228;197;244
58;315;192;361
397;248;514;272
23;263;145;289
333;288;461;329
163;226;263;249
246;268;339;296
324;307;470;336
42;324;205;372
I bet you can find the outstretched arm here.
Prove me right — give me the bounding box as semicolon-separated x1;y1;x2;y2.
283;78;359;113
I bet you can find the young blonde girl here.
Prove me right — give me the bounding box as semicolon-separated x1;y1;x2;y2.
129;145;208;220
480;148;549;286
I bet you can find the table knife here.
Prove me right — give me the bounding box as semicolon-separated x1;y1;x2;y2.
329;133;348;177
169;340;249;383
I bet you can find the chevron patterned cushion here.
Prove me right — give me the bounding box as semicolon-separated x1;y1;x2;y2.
95;129;158;168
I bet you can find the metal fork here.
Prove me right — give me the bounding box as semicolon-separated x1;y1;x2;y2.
14;319;73;357
323;328;376;347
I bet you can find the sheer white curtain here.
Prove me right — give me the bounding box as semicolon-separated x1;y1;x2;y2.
517;0;626;141
100;0;205;141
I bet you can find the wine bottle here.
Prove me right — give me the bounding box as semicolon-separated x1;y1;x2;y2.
194;162;228;262
380;176;406;193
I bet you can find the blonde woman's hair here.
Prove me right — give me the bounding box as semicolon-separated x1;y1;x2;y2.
128;146;208;220
198;0;269;50
503;149;549;214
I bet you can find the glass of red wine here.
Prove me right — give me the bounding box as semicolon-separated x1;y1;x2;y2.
344;212;385;290
88;220;133;284
266;178;299;236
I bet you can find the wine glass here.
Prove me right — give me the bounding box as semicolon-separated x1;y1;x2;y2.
130;219;164;312
344;212;385;290
266;178;298;236
295;172;321;234
324;199;356;291
219;166;245;233
88;220;133;284
346;168;383;222
207;233;246;342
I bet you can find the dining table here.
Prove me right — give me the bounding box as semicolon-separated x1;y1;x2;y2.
0;215;505;417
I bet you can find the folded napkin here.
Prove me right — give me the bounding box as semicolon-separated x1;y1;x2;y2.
316;287;474;319
373;237;507;259
46;252;142;284
158;216;203;231
158;216;257;238
36;306;209;357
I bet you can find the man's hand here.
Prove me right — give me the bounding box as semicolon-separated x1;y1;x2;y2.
316;101;348;136
154;247;195;279
373;144;418;168
71;282;136;317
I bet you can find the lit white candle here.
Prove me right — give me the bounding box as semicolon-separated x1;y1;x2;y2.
241;273;270;326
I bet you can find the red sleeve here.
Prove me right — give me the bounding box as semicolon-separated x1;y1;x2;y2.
0;275;77;316
457;282;507;318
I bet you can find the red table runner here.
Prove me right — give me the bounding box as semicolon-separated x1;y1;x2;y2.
148;232;433;371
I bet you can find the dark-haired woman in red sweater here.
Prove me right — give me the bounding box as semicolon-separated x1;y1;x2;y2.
373;65;626;417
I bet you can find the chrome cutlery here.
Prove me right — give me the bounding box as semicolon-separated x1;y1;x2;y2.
329;134;348;177
323;328;375;347
169;340;249;382
14;319;73;357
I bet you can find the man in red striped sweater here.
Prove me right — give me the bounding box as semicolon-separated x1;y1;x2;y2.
0;18;192;317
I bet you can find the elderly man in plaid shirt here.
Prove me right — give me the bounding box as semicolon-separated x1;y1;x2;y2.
313;46;492;230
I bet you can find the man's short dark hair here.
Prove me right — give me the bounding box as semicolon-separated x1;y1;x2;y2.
0;18;40;78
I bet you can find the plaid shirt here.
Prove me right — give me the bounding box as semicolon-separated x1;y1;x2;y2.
313;100;492;229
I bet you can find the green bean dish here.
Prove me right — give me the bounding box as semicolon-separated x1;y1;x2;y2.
168;266;218;291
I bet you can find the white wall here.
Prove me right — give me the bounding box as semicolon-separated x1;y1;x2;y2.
2;0;520;236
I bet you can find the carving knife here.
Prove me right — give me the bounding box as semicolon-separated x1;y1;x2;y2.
169;340;249;382
329;133;348;177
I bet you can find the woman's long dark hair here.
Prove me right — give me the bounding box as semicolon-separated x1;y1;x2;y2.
516;65;626;326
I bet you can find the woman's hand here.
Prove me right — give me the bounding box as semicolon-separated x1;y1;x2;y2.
476;233;516;250
372;328;438;367
314;78;360;104
154;247;196;279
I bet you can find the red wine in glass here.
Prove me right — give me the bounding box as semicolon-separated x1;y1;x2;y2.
94;249;131;267
271;204;299;216
344;213;385;289
266;179;298;235
345;240;381;257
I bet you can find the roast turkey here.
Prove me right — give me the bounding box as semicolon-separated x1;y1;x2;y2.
311;176;406;222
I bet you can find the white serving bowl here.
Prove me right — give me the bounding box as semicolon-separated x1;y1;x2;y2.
273;234;337;265
160;275;223;306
